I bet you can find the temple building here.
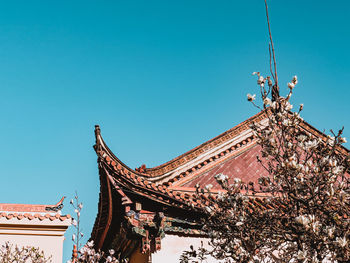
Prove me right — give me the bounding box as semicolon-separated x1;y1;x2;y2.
90;110;346;263
0;198;71;263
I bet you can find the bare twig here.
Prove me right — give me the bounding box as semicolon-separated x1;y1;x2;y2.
268;43;275;83
264;0;279;99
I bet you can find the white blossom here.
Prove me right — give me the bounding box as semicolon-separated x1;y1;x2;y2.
205;184;213;191
287;82;295;89
215;173;228;183
327;136;335;146
263;97;272;106
328;158;337;167
340;137;347;143
292;75;298;84
205;206;213;214
247;93;256;102
271;101;277;109
284;102;293;111
311;220;321;233
295;215;310;228
87;240;94;247
235;221;244;227
326;226;335;238
297;250;307;260
311;254;319;263
217;191;225;201
233;178;242;184
257;75;265;85
332;165;343;175
304;139;318;150
282;119;289;126
336;236;348;248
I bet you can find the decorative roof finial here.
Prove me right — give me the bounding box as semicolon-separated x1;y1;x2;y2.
71;244;78;263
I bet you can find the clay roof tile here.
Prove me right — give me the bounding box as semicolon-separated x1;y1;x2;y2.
17;214;24;220
59;216;67;221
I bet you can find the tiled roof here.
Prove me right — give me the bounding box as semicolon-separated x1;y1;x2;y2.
99;149;272;211
165;135;259;188
93;110;277;212
142;111;267;178
94;108;349;200
0;197;71;222
91;109;349;254
177;143;268;188
0;197;65;213
93;111;266;183
102;159;203;209
96;129;267;209
0;212;71;222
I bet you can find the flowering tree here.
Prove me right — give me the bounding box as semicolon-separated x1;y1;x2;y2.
69;193;128;263
181;73;350;263
69;240;128;263
70;192;84;253
0;242;51;263
181;0;350;261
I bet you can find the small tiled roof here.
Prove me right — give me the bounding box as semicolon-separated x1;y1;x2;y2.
0;212;71;221
0;197;71;222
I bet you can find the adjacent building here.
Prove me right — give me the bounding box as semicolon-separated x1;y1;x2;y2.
0;198;71;263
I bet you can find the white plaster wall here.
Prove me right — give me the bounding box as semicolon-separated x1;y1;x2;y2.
152;235;217;263
0;234;64;263
0;218;70;263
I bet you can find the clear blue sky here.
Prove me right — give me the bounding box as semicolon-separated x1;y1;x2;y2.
0;0;349;261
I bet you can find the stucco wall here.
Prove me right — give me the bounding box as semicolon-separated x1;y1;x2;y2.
152;235;217;263
0;234;64;262
0;217;70;263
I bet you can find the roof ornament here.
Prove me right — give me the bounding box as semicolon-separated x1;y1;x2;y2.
45;196;65;212
135;164;147;173
93;125;103;154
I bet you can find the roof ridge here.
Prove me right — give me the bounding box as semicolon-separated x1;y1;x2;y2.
142;110;266;177
0;197;65;213
93;111;267;181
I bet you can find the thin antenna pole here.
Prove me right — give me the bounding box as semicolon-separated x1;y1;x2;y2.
264;0;279;99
